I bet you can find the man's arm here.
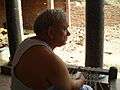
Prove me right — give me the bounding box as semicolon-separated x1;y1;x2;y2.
44;47;85;90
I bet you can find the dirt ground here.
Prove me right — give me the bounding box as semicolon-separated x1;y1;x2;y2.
55;2;120;71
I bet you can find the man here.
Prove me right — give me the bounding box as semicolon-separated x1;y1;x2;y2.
11;9;92;90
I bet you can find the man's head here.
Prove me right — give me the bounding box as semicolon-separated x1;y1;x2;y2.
34;9;70;47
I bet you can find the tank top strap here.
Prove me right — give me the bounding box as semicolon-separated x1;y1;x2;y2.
12;38;52;67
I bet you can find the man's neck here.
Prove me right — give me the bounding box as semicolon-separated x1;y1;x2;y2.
32;35;56;50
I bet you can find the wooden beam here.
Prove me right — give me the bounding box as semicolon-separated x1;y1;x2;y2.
66;0;71;28
85;0;104;68
48;0;54;9
5;0;23;64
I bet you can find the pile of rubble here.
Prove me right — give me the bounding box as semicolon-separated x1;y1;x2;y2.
0;28;8;48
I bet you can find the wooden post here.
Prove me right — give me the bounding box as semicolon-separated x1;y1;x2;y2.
85;0;104;68
48;0;54;9
51;0;54;9
66;0;71;28
5;0;23;65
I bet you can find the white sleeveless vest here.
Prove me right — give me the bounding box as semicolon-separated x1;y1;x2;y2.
11;38;52;90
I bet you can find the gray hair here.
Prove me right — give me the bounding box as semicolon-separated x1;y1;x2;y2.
34;9;67;35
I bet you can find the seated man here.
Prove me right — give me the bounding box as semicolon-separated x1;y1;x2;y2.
11;9;93;90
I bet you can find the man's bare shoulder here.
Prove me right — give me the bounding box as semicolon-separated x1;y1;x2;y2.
24;45;63;66
28;45;68;71
24;45;54;58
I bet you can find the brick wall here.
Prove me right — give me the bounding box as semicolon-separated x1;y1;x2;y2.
0;1;120;30
0;0;66;30
0;0;6;28
22;0;48;30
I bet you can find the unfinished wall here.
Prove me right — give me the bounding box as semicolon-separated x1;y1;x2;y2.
22;0;48;30
0;0;6;28
0;0;67;30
